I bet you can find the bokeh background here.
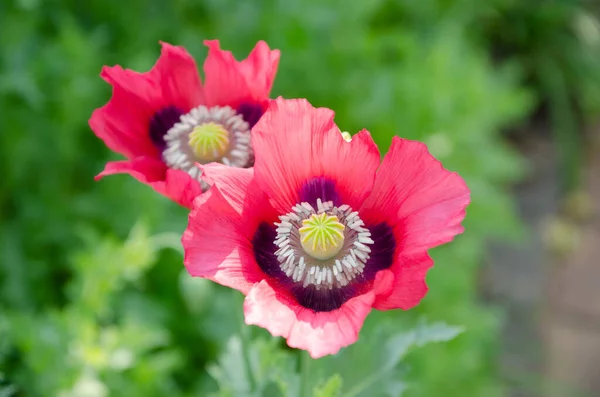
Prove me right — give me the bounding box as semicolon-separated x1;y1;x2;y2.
2;0;600;396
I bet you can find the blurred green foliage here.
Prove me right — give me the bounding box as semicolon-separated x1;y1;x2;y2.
476;0;600;190
2;0;599;396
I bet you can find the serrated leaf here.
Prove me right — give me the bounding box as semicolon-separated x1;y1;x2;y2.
382;321;464;371
207;337;252;395
207;335;299;397
311;319;463;397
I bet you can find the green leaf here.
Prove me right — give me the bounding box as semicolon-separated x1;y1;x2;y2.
314;374;343;397
207;337;252;396
310;319;463;397
207;335;299;397
382;321;465;371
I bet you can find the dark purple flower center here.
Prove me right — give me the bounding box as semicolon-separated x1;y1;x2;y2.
149;106;184;151
150;103;263;153
252;177;396;312
236;103;265;128
299;177;341;209
252;221;395;312
361;223;396;280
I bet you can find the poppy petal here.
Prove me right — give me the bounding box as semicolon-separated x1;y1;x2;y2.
244;280;375;358
251;98;380;213
96;157;201;208
90;42;203;159
361;137;470;255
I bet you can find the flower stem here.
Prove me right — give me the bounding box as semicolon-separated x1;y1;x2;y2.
345;371;387;397
237;295;256;393
299;350;311;397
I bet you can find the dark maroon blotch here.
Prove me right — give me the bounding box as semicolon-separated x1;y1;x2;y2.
149;106;184;151
298;177;341;209
251;220;395;313
237;102;264;128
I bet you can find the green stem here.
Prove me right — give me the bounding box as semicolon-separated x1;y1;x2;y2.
299;350;311;397
237;295;256;393
539;58;582;192
345;371;387;397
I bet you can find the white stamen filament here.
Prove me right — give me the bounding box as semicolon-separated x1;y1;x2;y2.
273;200;373;290
162;105;252;187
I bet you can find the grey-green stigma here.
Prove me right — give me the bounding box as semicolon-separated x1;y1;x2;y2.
274;199;374;289
163;105;252;188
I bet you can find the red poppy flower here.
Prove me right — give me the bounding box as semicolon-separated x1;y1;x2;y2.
89;40;280;208
182;98;470;358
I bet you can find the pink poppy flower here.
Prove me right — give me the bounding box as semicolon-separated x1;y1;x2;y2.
182;98;470;358
89;40;280;208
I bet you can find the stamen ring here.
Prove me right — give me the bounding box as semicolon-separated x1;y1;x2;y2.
162;105;252;184
273;199;374;290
